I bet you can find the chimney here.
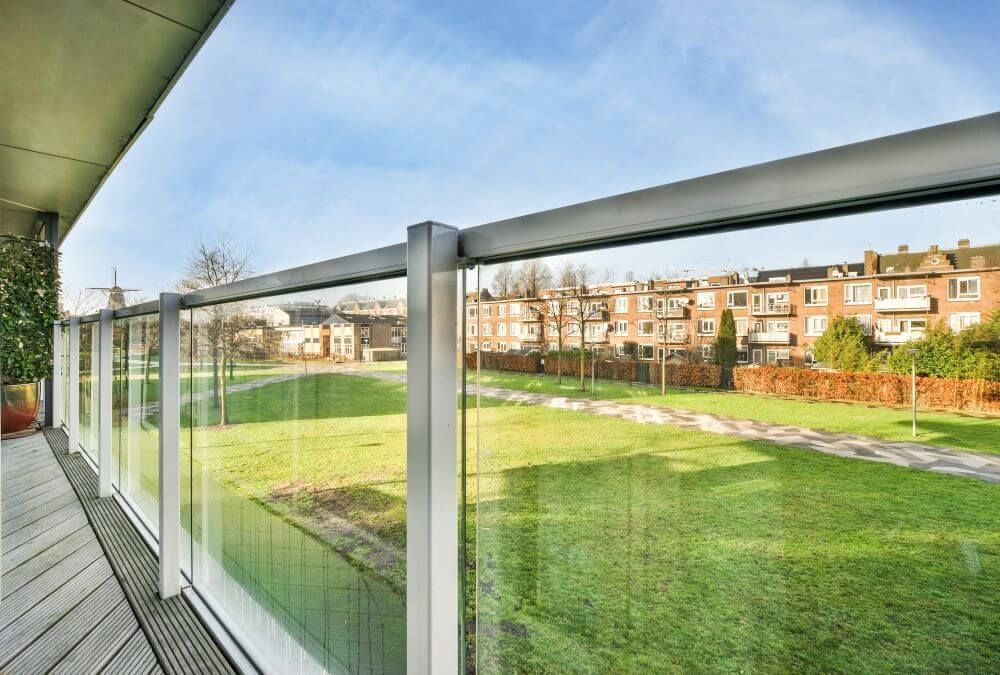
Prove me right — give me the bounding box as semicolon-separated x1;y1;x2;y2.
863;249;876;276
928;244;939;253
897;244;909;253
958;238;970;248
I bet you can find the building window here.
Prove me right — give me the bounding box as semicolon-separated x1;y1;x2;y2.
468;324;477;337
568;322;580;336
897;284;927;299
734;317;748;337
615;297;629;313
766;320;790;333
804;348;815;365
696;292;715;310
737;348;748;363
805;316;828;336
637;296;653;312
638;344;654;360
766;348;790;364
614;343;626;357
637;320;654;336
482;341;491;351
481;305;492;317
497;304;506;317
509;302;521;316
949;312;981;331
804;286;828;306
700;344;715;361
467;307;477;318
615;320;628;335
482;324;491;336
498;342;508;352
509;323;520;336
547;322;558;334
948;276;980;301
497;323;506;336
844;283;872;305
697;318;716;335
727;290;748;308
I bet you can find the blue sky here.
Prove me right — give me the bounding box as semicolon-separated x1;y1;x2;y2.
61;0;1000;304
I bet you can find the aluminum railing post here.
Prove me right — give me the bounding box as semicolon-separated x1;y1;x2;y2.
406;221;459;675
158;293;182;598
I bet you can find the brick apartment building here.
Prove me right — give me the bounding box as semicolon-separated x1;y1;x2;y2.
465;239;999;367
323;312;407;361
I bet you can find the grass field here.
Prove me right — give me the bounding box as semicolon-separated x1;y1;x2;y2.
470;369;1000;455
107;367;999;672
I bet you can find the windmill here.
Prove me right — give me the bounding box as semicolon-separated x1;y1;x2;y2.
87;268;140;310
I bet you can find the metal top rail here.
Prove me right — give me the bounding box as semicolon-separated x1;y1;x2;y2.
73;111;1000;318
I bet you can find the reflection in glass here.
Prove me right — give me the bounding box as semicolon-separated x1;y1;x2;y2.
60;325;70;429
185;285;408;673
466;201;999;672
78;322;99;462
111;315;161;532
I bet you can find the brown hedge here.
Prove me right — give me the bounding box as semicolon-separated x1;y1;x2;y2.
464;352;542;373
732;365;1000;414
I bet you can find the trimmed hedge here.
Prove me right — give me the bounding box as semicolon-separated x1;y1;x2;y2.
464;352;541;373
650;363;723;388
733;365;1000;414
465;351;724;388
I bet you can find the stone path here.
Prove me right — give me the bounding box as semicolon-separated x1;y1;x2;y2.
328;365;1000;484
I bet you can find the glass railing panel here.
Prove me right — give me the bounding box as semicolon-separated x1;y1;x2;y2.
60;324;70;430
110;314;161;533
465;197;1000;672
78;322;99;462
185;280;408;673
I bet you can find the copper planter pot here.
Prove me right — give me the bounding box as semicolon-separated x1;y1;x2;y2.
2;382;40;437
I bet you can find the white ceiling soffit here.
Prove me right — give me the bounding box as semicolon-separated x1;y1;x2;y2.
0;0;232;241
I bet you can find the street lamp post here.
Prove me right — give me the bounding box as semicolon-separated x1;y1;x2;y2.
908;348;918;438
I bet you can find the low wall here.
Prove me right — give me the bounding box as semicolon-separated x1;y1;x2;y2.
733;365;1000;414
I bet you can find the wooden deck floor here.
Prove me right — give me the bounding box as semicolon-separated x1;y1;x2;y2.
1;432;160;674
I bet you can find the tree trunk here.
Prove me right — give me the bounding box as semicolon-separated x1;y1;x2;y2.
579;336;586;391
212;355;219;409
218;354;229;426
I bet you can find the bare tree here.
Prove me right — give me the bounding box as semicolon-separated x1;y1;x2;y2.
61;287;103;316
178;236;255;426
558;262;602;391
490;263;518;299
516;260;552;298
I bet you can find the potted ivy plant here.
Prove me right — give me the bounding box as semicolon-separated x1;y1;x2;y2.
0;234;61;437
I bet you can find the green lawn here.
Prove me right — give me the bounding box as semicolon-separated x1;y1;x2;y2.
471;369;1000;455
114;369;999;672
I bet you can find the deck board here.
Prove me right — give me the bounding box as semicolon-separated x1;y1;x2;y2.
43;429;239;675
1;432;160;673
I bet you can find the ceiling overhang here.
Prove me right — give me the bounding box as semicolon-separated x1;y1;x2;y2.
0;0;232;242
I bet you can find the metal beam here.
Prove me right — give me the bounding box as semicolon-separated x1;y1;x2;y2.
459;112;1000;262
158;293;181;598
42;212;59;426
98;309;114;498
406;221;460;675
181;242;407;307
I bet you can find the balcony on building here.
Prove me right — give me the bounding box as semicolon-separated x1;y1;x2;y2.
748;330;792;344
751;303;794;316
874;296;932;312
665;306;687;318
661;330;689;344
874;329;925;345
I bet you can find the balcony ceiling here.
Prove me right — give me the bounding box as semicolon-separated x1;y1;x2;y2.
0;0;230;242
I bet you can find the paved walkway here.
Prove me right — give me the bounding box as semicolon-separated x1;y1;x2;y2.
328;365;1000;483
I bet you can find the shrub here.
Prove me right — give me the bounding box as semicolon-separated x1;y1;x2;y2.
882;313;1000;381
464;352;541;373
733;365;1000;414
812;316;870;371
0;235;61;385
